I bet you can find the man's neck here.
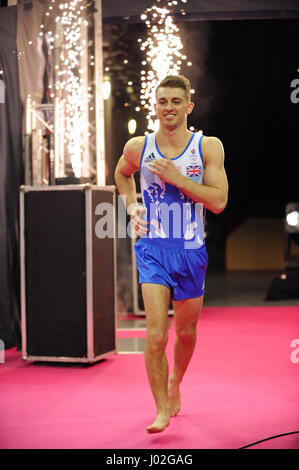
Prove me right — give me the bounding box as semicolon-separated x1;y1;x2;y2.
156;125;193;149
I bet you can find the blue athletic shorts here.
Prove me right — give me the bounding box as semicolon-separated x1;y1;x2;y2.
134;238;208;300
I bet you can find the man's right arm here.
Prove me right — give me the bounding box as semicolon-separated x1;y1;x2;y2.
114;136;144;214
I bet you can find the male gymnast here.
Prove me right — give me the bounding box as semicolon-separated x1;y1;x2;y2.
115;75;228;433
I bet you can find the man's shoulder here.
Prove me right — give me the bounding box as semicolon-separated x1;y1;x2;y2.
201;135;224;162
201;135;223;148
123;135;146;168
124;135;146;154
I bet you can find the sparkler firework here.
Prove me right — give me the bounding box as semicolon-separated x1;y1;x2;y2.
139;1;191;131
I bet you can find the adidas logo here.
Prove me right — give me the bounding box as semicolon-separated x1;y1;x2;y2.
144;153;156;163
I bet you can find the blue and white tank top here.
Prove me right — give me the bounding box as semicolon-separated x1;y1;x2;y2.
139;131;206;249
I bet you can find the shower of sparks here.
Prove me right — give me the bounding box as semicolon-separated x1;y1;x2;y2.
39;0;89;178
139;1;191;131
54;0;89;177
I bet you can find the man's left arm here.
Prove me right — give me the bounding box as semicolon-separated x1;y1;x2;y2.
148;136;228;214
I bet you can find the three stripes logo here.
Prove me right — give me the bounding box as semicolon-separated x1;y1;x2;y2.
144;152;156;163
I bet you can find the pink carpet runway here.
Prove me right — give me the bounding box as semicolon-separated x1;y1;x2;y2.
1;306;299;449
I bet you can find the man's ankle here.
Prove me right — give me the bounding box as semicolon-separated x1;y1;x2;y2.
169;374;181;385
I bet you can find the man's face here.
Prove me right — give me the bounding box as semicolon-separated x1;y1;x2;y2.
154;87;194;129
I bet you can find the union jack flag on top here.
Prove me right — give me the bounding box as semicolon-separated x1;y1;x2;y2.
186;165;201;177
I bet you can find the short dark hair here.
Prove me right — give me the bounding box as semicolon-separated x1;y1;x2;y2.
155;75;191;101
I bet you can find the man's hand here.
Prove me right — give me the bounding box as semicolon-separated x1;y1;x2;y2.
148;158;182;186
128;202;149;237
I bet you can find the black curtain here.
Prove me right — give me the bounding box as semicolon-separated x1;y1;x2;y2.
0;5;23;349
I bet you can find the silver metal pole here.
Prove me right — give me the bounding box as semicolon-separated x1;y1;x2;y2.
24;95;32;185
54;96;61;178
94;0;106;186
60;100;65;178
81;16;90;179
25;95;32;135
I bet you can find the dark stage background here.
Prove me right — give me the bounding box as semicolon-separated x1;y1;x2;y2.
0;5;23;349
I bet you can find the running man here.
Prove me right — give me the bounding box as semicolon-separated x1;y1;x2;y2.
114;75;228;433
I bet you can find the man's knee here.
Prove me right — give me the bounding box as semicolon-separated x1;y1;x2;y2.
176;325;197;345
146;330;168;353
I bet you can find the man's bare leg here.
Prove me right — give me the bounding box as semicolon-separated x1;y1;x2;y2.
168;295;203;417
142;283;170;433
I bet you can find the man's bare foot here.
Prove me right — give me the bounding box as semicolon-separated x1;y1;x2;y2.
168;376;181;417
146;412;170;434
